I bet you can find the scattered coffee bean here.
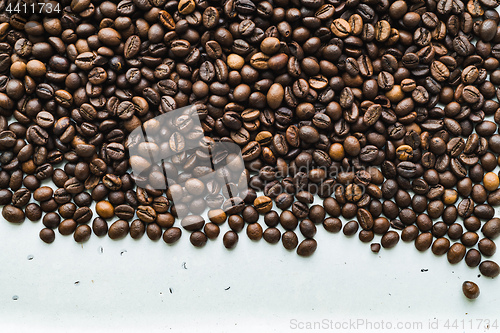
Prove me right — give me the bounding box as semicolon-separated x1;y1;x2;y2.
479;260;500;278
282;231;298;250
297;239;317;257
163;228;182;244
39;228;55;244
190;231;207;247
74;225;91;243
462;281;480;299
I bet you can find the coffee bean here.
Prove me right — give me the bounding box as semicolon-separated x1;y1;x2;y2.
181;215;205;231
137;205;157;224
108;220;129;240
357;208;374;230
92;217;108;237
282;231;299;250
74;207;93;224
381;231;399;248
479;260;500;278
2;204;24;223
458;198;474;218
254;196;272;214
448;243;467;264
43;212;61;229
465;249;482;268
58;219;77;236
12;188;31;208
462;281;480;299
330;19;351;38
161;227;180;244
343;221;359;236
33;187;53;202
25;203;42;222
190;231;207;247
478;238;496;257
40;228;55;244
223;231;239;249
74;225;91;243
415;233;433;251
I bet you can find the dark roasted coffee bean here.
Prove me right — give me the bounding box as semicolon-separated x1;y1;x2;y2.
479;260;500;278
40;228;55;243
223;230;238;249
92;217;108;237
282;231;299;250
381;231;399;249
2;204;24;223
448;243;466;264
462;281;480;299
297;239;317;257
181;215;205;231
190;231;207;247
163;227;181;244
415;233;433;251
108;220;130;240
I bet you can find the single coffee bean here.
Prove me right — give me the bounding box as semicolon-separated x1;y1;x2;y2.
330;19;351;38
478;238;496;257
74;225;91;243
92;217;108;237
2;205;24;223
357;208;374;230
343;221;359;236
297;239;317;257
482;218;500;239
465;249;482;268
159;225;180;243
108;220;129;240
263;228;281;244
114;205;135;220
96;201;114;219
479;260;500;278
39;228;55;243
462;281;480;299
33;186;53;202
447;243;466;264
43;212;61;229
247;223;263;241
181;215;205;231
25;203;42;221
415;233;433;251
432;238;451;256
59;219;77;236
190;231;207;247
146;223;162;241
282;231;299;250
323;217;342;233
223;231;239;249
381;231;399;249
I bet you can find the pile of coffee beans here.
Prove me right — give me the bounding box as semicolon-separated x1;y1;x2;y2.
0;0;500;298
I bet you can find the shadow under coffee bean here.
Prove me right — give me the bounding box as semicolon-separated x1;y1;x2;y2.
0;0;500;299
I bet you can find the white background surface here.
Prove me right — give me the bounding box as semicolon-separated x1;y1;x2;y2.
0;195;499;333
